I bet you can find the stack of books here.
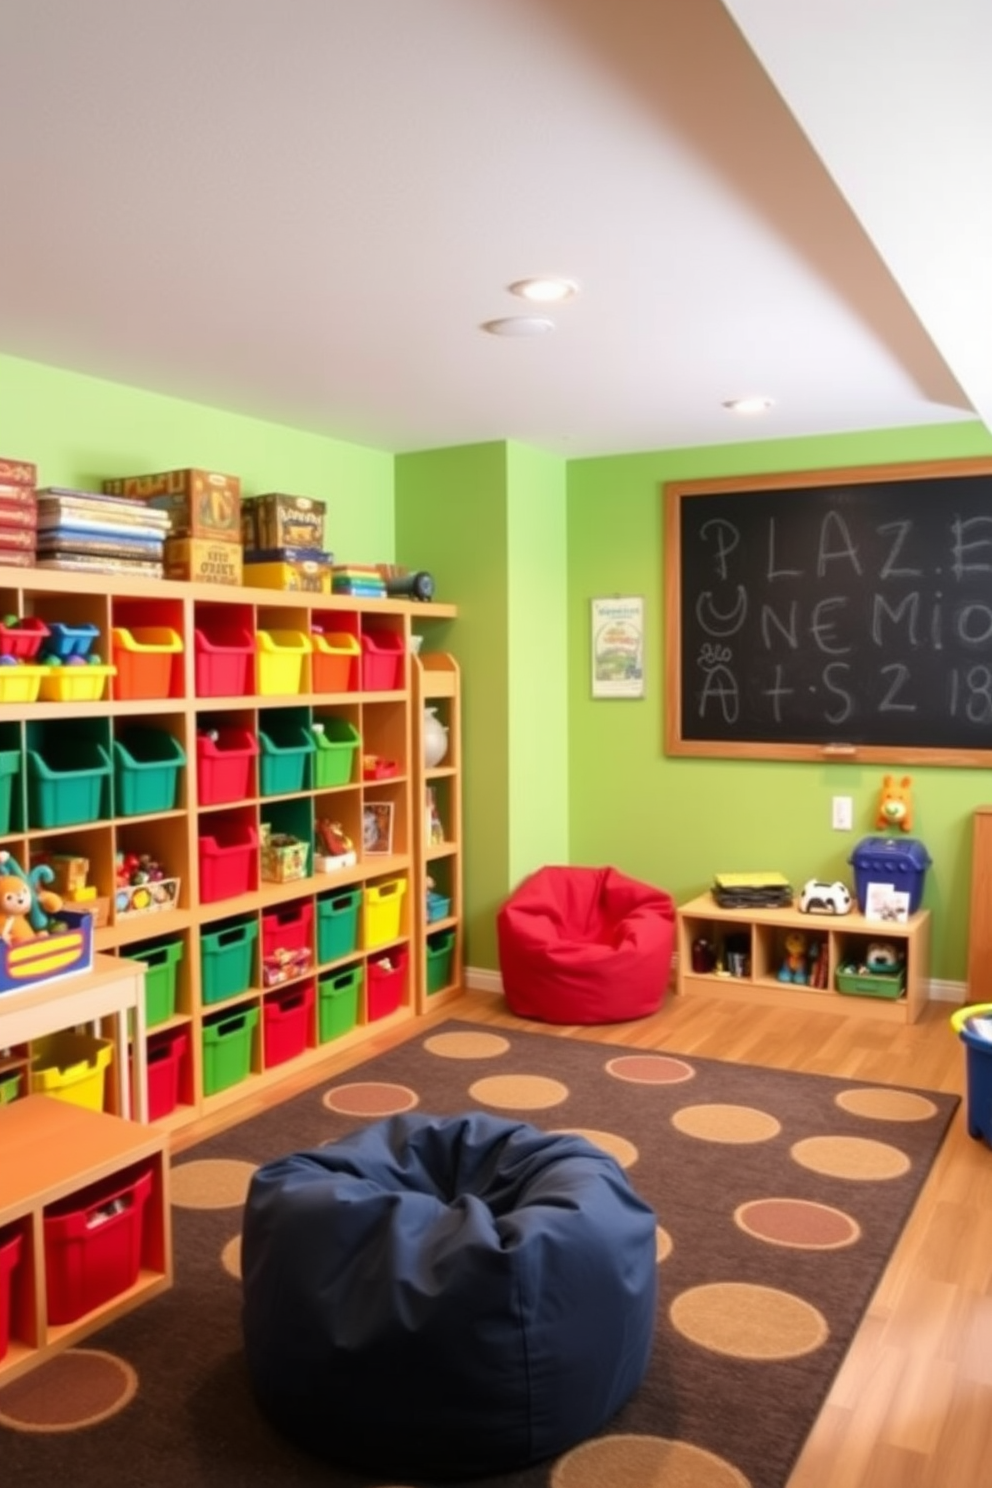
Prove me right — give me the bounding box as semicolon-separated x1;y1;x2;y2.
710;871;794;909
331;564;386;597
0;457;37;569
34;489;172;577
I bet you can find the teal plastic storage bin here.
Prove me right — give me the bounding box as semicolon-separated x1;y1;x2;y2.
311;719;361;788
113;728;186;815
316;887;361;963
0;750;20;835
26;741;111;828
318;963;362;1042
131;938;184;1027
200;916;258;1004
202;1005;258;1096
425;928;456;995
258;726;315;796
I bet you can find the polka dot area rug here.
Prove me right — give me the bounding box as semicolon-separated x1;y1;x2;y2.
0;1021;959;1488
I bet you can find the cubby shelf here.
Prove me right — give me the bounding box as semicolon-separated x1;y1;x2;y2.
0;568;459;1129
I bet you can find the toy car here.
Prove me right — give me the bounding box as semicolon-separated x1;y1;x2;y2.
799;879;853;915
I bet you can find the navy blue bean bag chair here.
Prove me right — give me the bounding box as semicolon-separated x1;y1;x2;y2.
242;1111;658;1480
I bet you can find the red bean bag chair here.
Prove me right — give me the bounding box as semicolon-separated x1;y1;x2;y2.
496;865;675;1023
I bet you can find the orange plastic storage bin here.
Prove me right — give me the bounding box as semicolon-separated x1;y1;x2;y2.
311;632;360;693
111;627;183;700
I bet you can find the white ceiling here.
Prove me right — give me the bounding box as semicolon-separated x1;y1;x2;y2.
0;0;988;459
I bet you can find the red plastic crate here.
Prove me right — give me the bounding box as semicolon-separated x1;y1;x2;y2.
263;979;314;1067
44;1166;153;1325
367;947;407;1021
194;626;254;697
0;1226;23;1361
0;617;50;660
360;631;404;691
197;728;259;805
261;899;313;959
145;1027;188;1121
198;823;259;903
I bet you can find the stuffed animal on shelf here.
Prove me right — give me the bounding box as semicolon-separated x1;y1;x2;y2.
876;774;913;832
778;930;808;984
0;875;42;945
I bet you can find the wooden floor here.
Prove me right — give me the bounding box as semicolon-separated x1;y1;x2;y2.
178;985;992;1488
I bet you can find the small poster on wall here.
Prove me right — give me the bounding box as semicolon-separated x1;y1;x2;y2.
591;596;645;700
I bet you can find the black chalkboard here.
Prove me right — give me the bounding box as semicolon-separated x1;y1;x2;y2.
664;458;992;765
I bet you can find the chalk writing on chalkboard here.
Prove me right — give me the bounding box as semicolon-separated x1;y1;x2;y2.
664;458;992;766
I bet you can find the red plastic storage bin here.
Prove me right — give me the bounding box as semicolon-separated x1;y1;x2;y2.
367;947;407;1021
261;899;313;959
145;1027;188;1121
44;1165;154;1325
194;625;254;697
197;728;259;805
360;631;404;692
198;823;259;903
263;980;314;1067
0;1226;23;1361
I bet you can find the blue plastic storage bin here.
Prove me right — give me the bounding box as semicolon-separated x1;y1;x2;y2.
848;836;932;914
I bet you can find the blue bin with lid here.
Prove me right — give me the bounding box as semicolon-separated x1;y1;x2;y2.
848;836;931;915
958;1012;992;1148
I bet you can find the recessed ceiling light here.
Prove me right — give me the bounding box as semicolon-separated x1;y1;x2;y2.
508;277;577;303
723;396;775;414
481;316;555;337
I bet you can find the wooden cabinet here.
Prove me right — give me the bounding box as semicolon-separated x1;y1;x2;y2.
0;1095;171;1386
967;806;992;1005
0;568;458;1130
412;653;462;1010
675;894;930;1024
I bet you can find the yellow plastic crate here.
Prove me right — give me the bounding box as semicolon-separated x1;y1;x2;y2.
255;630;313;695
30;1031;113;1111
364;876;407;948
37;663;117;703
0;665;45;704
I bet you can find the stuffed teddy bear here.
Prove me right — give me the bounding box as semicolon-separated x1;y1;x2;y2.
876;774;913;832
0;875;39;945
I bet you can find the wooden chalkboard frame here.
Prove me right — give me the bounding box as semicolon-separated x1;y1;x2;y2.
664;456;992;766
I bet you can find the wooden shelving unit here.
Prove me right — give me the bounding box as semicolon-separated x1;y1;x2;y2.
412;652;462;1012
675;893;931;1024
0;568;459;1131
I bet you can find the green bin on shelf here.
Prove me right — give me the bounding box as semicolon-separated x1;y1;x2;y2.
130;938;184;1027
200;917;258;1005
0;750;20;835
310;719;361;788
0;1070;22;1105
202;1005;258;1095
26;741;111;828
426;928;456;994
258;726;315;796
316;887;361;963
113;728;186;815
318;963;362;1042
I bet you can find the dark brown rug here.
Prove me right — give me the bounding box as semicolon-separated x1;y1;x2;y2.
0;1020;959;1488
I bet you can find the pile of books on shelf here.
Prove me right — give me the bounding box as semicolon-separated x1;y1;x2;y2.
0;456;37;569
331;563;386;597
34;488;172;577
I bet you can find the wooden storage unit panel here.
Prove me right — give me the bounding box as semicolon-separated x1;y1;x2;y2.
412;653;463;1010
967;806;992;1006
0;1095;171;1386
0;567;458;1130
675;893;930;1024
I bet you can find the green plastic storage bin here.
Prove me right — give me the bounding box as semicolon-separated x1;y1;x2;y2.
0;750;20;835
25;741;111;828
425;928;456;995
202;1005;258;1095
200;917;258;1005
310;719;361;788
258;726;315;796
318;964;362;1042
131;938;184;1027
113;728;186;815
0;1069;21;1105
316;887;361;963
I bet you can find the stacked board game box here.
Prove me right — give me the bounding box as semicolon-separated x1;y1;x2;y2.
331;564;386;597
0;456;38;569
34;488;172;577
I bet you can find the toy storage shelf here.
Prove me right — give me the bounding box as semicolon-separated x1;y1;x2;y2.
675;894;930;1024
0;1095;171;1386
0;568;458;1132
412;652;463;1010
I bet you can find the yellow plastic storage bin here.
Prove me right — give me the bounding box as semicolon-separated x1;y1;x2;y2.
0;665;45;705
30;1031;113;1111
255;630;313;695
364;876;407;948
38;664;117;703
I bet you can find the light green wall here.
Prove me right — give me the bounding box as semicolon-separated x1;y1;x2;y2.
0;353;394;560
567;421;992;984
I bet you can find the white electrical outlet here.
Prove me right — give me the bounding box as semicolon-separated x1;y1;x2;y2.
831;795;853;831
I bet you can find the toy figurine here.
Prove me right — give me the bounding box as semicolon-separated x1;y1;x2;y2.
0;872;63;945
778;930;808;984
876;774;913;832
